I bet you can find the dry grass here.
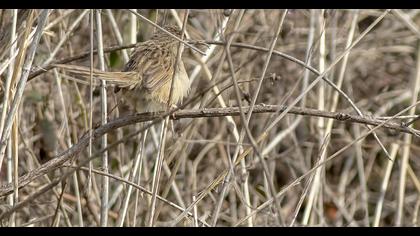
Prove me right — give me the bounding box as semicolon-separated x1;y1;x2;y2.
0;9;419;227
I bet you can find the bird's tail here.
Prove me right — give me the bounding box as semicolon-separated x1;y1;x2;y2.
54;64;139;87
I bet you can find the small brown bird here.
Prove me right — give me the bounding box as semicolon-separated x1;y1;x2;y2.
56;25;190;112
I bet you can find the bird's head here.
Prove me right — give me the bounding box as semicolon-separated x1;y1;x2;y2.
151;25;185;43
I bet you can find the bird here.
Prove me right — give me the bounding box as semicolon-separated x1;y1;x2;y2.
55;25;190;113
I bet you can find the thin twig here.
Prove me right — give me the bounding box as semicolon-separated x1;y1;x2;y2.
95;9;109;227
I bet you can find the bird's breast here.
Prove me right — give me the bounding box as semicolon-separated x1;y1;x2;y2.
152;61;190;104
124;61;190;112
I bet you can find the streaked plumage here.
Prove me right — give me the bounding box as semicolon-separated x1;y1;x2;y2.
55;25;190;112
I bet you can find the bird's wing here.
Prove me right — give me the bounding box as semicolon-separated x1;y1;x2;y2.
125;41;175;93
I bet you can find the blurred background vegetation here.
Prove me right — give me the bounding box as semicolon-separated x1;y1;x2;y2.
0;9;419;227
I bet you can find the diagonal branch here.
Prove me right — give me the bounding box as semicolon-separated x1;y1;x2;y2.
0;104;418;197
